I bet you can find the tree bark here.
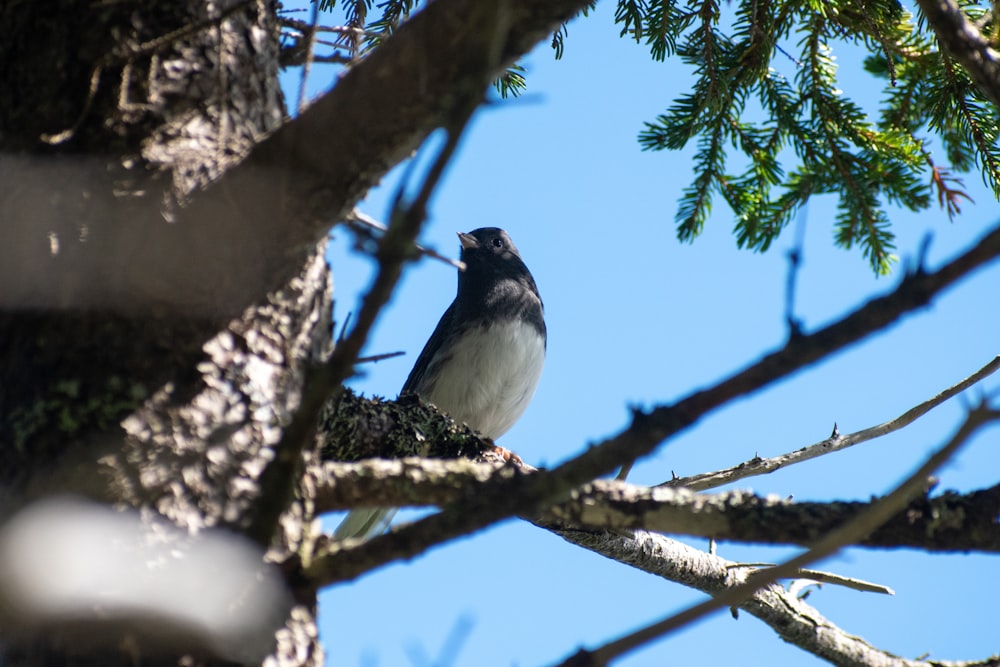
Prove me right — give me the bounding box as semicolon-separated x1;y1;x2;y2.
0;0;592;664
0;1;326;665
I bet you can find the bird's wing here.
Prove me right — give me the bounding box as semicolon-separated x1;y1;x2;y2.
333;507;398;541
401;299;458;396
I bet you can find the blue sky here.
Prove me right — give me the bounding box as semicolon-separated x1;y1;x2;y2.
281;3;1000;665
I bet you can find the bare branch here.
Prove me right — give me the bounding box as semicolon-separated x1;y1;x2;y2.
788;568;894;595
294;0;321;114
783;211;809;336
547;529;999;667
666;355;1000;491
355;350;405;364
556;405;1000;666
304;225;1000;585
313;457;514;512
279;17;373;36
344;209;466;271
545;480;1000;553
314;457;1000;553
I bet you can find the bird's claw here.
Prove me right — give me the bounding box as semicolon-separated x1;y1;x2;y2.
482;443;524;466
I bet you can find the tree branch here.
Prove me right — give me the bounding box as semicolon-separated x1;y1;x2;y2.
313;457;1000;553
544;479;1000;553
304;224;1000;585
244;41;485;546
547;529;1000;667
556;404;1000;666
789;569;893;595
313;458;518;512
2;0;592;317
915;0;1000;108
666;355;1000;491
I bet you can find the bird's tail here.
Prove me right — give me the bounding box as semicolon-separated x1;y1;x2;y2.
333;507;397;541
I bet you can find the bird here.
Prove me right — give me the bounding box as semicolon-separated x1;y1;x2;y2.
334;227;546;540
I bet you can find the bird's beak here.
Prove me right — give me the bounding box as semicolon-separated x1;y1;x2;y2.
457;232;478;250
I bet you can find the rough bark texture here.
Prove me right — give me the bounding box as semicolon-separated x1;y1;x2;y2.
552;529;990;667
317;390;499;463
310;455;1000;554
0;0;593;467
0;0;288;477
0;0;594;664
0;0;590;320
15;0;991;664
0;1;324;665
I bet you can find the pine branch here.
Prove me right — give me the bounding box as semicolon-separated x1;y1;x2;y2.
628;0;995;271
915;0;1000;109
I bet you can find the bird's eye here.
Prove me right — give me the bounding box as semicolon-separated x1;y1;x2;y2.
491;237;504;249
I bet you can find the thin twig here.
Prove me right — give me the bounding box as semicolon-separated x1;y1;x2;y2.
279;17;372;36
314;38;348;49
665;355;1000;491
309;53;354;64
345;209;466;271
784;207;808;336
790;568;894;595
336;311;352;346
728;563;894;595
560;405;1000;666
42;0;254;144
356;350;405;364
295;0;321;114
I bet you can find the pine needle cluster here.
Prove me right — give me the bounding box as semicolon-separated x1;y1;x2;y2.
318;0;999;273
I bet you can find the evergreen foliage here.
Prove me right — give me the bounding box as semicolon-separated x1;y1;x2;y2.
316;0;999;273
628;0;999;273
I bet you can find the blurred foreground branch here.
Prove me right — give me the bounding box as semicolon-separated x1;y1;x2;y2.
916;0;1000;108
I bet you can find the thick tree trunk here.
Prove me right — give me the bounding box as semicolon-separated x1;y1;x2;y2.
0;0;594;663
0;1;325;665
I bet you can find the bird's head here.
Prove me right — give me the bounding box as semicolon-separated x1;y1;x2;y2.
457;227;523;270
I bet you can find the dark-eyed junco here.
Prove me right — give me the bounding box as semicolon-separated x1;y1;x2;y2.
335;227;546;540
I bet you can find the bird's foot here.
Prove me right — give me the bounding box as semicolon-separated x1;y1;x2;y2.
481;443;524;466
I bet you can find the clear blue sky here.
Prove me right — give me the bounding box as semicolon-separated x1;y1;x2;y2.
282;3;1000;665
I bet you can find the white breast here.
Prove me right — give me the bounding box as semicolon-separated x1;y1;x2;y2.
421;320;545;440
